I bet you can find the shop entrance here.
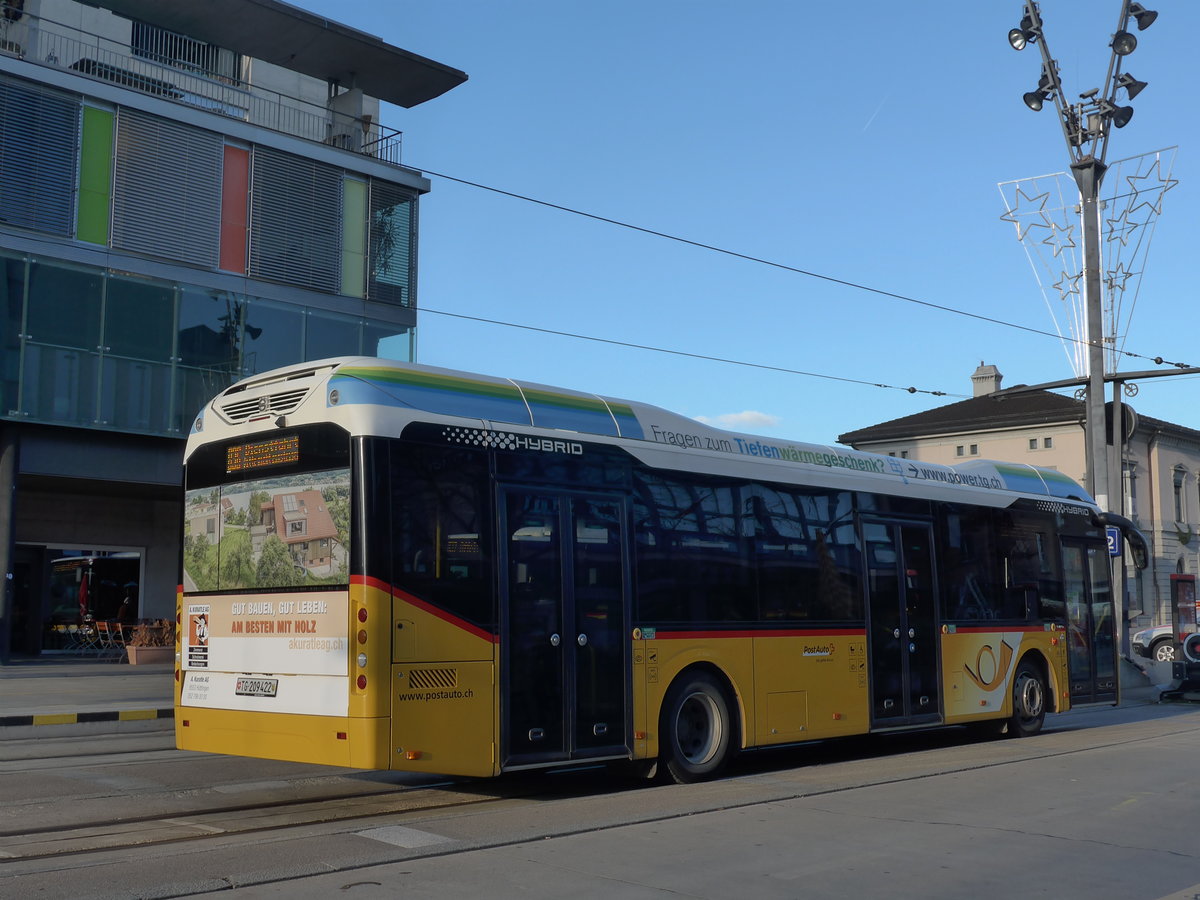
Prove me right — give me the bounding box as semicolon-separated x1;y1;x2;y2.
9;545;143;655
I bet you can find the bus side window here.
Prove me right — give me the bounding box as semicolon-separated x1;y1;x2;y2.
997;519;1064;622
391;443;495;629
940;508;1003;621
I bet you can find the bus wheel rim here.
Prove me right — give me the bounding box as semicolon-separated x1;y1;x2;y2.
676;691;722;765
1015;673;1044;720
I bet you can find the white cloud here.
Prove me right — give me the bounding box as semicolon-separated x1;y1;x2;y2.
695;410;781;430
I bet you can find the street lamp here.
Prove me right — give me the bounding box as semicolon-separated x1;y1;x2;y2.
1008;0;1157;513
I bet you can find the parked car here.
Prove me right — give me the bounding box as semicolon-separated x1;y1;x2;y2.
1132;625;1174;662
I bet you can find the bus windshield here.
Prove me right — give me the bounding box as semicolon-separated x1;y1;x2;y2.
183;467;350;592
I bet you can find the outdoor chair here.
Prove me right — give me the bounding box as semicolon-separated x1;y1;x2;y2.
95;621;127;661
74;623;100;656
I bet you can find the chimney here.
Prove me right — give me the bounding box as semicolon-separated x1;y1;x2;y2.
971;362;1003;397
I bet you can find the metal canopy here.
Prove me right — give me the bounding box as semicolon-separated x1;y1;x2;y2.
90;0;468;108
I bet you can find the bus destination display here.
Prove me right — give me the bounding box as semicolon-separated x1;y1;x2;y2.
226;435;300;473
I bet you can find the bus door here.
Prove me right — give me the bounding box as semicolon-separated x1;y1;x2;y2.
501;489;629;768
862;520;942;728
1062;540;1117;704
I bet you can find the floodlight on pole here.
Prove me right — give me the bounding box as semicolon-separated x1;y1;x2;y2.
1129;2;1158;30
1006;0;1159;516
1023;67;1055;111
1116;72;1147;100
1111;30;1138;56
1009;15;1039;50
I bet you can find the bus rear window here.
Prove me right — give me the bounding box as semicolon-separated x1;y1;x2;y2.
184;468;350;592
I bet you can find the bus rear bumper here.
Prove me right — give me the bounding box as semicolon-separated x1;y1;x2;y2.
175;707;389;769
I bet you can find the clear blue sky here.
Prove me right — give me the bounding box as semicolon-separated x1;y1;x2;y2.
293;0;1198;446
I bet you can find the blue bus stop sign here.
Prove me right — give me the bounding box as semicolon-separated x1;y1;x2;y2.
1106;526;1123;557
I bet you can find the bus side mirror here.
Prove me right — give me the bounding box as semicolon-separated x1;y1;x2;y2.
1096;512;1149;570
1129;538;1148;571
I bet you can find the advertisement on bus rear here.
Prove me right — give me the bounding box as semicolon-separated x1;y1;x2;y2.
182;592;348;676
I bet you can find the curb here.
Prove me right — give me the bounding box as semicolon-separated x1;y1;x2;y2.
0;708;175;741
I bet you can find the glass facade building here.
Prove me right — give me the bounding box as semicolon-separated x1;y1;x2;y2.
0;66;423;440
0;251;413;436
0;0;465;659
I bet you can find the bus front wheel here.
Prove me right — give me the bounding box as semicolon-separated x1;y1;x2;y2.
660;672;734;783
1008;660;1047;738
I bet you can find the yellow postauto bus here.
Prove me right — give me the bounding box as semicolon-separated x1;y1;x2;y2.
175;357;1147;782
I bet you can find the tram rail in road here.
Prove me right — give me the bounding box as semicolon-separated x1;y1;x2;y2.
2;701;1198;872
0;782;502;860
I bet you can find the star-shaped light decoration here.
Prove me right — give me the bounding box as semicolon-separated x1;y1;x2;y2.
1104;261;1136;296
1051;268;1082;299
999;186;1055;241
1124;156;1179;218
1041;220;1077;258
1104;208;1140;247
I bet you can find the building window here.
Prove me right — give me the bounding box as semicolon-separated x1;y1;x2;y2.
0;76;80;237
112;110;223;269
249;147;342;294
900;450;909;459
1044;437;1053;449
1174;467;1187;522
956;446;965;457
369;180;416;306
969;444;979;456
1029;438;1038;451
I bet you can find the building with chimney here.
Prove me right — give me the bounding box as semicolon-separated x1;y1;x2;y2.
839;363;1200;637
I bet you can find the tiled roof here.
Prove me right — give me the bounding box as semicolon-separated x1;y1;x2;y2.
838;389;1082;444
838;387;1200;446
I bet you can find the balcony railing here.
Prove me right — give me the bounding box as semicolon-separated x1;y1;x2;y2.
0;9;403;166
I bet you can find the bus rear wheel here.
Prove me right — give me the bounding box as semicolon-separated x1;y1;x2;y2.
661;672;733;783
1008;660;1047;738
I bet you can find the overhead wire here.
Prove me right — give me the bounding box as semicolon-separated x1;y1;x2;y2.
418;305;962;398
412;165;1193;373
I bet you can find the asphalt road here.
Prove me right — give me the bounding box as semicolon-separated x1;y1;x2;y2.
3;692;1200;900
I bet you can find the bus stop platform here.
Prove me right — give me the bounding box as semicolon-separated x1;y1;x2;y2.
0;655;175;741
0;654;1167;742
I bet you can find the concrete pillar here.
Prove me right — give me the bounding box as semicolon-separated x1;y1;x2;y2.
0;428;19;665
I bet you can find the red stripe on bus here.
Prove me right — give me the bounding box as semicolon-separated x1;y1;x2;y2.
351;574;497;643
950;625;1054;634
351;574;392;595
653;627;867;640
391;587;498;644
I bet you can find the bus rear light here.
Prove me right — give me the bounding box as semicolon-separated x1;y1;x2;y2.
174;669;180;682
634;730;646;740
337;732;348;740
832;713;842;720
357;629;368;644
358;608;368;623
405;750;422;760
356;675;367;690
357;653;368;668
182;720;190;727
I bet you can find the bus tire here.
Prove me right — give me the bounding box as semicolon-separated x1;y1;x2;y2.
660;671;734;783
1008;659;1047;738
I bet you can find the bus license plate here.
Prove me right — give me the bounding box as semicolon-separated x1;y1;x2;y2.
235;677;278;697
